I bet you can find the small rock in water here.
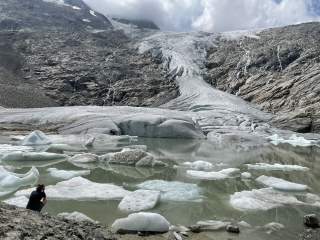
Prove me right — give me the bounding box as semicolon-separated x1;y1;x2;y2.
189;225;202;233
226;224;240;234
304;214;320;228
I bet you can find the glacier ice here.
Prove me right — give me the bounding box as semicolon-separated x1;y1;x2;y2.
3;196;29;208
1;151;67;162
15;177;130;201
47;168;90;180
111;212;170;233
57;211;97;223
267;134;318;147
241;172;252;179
118;190;160;213
230;188;304;211
256;175;308;191
246;163;309;171
21;130;51;146
137;180;201;202
0;166;39;196
182;161;213;171
187;168;240;180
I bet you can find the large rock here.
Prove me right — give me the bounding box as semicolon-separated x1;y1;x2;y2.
304;214;320;228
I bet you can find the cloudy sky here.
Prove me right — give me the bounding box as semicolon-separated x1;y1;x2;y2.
84;0;320;32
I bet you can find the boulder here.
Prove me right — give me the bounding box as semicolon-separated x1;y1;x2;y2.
304;214;320;228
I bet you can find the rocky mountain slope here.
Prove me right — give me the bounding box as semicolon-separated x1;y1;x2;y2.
0;0;319;134
204;23;320;133
0;0;178;108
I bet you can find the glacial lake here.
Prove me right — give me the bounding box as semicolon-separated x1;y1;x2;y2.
1;135;320;240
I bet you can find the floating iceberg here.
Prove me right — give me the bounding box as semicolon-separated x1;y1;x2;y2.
267;134;317;147
195;220;231;231
137;180;201;202
230;188;304;211
57;211;97;223
69;153;99;163
47;168;90;180
3;196;29;208
0;144;33;155
0;166;39;196
1;151;67;162
100;148;166;168
118;190;160;213
15;177;130;201
182;161;213;171
111;212;170;233
241;172;252;179
246;163;309;171
21;130;51;146
187;168;240;180
256;175;308;191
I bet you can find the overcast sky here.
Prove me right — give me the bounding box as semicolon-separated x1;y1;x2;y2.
84;0;320;32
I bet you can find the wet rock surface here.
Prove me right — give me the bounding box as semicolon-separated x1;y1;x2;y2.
205;23;320;133
0;0;178;108
304;214;320;229
0;203;115;240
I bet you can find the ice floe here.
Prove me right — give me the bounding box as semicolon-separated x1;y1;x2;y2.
57;211;97;223
256;175;308;191
267;134;318;147
246;163;309;171
15;177;130;201
182;161;213;171
187;168;240;180
195;220;231;231
118;190;160;213
3;196;29;208
1;151;67;162
230;188;305;211
263;222;285;234
21;130;51;146
111;212;170;233
0;144;33;155
241;172;252;179
137;180;201;202
0;166;39;196
69;153;99;163
100;148;166;168
47;168;90;180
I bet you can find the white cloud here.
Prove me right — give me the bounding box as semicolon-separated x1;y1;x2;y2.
84;0;320;32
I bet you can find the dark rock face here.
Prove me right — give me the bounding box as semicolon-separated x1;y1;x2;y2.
0;203;115;240
304;214;320;228
0;0;178;108
205;23;320;133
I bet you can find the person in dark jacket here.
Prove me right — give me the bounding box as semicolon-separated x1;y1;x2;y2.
26;184;47;212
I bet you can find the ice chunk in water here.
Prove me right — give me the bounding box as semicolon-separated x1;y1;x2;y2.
137;180;201;202
0;166;39;196
3;196;29;208
182;161;213;170
267;134;317;147
111;212;170;233
241;172;252;179
21;130;51;146
47;168;90;180
1;151;67;162
256;175;308;191
69;153;99;163
230;188;304;211
0;144;33;155
187;168;240;180
57;211;97;223
246;163;309;171
15;177;130;200
118;190;160;213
